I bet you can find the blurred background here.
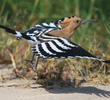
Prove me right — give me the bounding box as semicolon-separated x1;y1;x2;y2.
0;0;110;85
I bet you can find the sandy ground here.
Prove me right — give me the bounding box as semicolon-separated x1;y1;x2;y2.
0;64;110;100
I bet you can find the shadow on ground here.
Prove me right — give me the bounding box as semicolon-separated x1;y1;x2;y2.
45;85;110;98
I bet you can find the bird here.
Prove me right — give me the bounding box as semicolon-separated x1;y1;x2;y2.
0;16;95;66
0;16;100;72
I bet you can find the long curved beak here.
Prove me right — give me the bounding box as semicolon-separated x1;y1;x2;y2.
81;19;98;24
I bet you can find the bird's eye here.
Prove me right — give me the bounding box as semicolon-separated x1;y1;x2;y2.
75;20;79;23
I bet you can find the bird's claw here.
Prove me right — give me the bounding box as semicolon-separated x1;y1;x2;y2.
25;59;34;69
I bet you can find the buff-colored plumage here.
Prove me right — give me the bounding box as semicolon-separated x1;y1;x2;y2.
49;16;82;39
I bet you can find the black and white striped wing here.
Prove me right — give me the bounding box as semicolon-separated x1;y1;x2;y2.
22;22;62;37
21;22;62;44
32;37;102;61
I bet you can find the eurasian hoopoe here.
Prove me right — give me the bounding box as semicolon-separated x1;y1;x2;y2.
1;16;109;72
0;16;93;66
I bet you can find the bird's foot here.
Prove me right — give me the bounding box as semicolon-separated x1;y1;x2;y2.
25;59;34;71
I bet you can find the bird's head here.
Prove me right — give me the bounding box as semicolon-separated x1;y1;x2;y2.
57;16;97;29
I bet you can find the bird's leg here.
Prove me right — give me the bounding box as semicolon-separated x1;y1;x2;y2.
34;56;39;72
25;53;35;68
30;53;35;66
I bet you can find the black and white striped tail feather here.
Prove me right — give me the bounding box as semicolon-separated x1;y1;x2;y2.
0;25;16;34
0;25;22;39
32;37;110;64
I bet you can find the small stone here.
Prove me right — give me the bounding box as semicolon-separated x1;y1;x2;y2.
30;83;42;88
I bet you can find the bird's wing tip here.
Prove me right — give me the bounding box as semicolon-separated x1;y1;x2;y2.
103;60;110;63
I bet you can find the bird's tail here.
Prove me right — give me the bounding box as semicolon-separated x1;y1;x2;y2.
0;25;22;39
